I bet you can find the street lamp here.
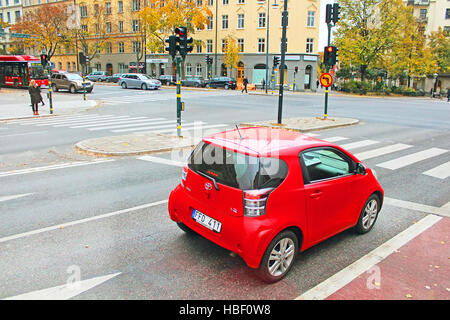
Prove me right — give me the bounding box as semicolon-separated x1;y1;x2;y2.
277;0;288;124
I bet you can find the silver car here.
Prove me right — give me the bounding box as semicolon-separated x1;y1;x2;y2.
119;73;161;90
51;73;94;93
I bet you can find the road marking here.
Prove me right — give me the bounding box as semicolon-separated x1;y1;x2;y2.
296;214;442;300
0;199;168;244
138;156;186;167
384;196;450;217
7;114;98;124
323;136;349;143
423;161;450;179
0;193;33;203
355;143;412;161
3;272;121;300
111;121;207;133
56;116;146;127
0;131;48;138
16;114;104;125
377;148;448;170
340;140;379;150
156;124;229;134
71;117;166;129
88;119;175;131
36;115;121;126
0;159;115;178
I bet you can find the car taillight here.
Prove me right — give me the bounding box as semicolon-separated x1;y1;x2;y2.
181;166;188;186
243;188;274;217
229;81;233;84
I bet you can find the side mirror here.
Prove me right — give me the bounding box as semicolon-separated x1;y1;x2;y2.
355;163;367;175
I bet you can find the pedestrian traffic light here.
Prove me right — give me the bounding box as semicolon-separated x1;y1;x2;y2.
324;46;338;67
273;56;280;67
40;54;49;68
332;3;340;24
205;55;213;65
165;35;179;60
325;4;333;24
175;27;193;59
78;52;86;65
295;66;299;73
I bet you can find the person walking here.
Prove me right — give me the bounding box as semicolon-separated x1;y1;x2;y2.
261;78;265;91
447;88;450;102
242;76;249;93
28;80;42;116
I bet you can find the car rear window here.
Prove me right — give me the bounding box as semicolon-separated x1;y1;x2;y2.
188;141;288;190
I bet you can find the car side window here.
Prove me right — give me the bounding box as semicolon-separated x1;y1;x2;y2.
300;148;354;184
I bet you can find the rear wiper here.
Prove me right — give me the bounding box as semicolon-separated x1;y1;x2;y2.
197;171;220;191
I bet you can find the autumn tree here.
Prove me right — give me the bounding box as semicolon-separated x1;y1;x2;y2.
11;3;72;59
428;28;450;73
222;35;241;79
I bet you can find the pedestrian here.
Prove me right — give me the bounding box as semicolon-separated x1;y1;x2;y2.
28;80;41;116
242;76;249;93
447;88;450;102
261;78;265;91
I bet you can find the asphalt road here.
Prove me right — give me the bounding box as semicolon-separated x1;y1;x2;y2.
0;85;448;300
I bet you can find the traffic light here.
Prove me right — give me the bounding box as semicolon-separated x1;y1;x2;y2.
325;4;333;24
40;54;49;68
175;27;193;59
78;52;86;65
295;66;299;73
205;55;213;65
273;56;280;68
165;35;179;59
332;3;340;24
324;46;338;67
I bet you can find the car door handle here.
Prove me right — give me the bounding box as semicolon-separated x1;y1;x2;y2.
310;191;323;199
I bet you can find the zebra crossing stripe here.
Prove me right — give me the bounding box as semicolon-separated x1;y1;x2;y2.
13;114;100;125
111;121;206;133
35;115;119;126
88;119;175;131
377;148;448;170
156;124;229;134
54;116;141;127
340;140;379;150
68;117;154;128
423;161;450;179
355;143;412;161
323;136;349;143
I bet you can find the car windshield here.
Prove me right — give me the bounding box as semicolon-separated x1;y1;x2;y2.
188;142;288;190
66;74;83;81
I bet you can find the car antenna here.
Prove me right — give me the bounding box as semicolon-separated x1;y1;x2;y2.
235;125;245;140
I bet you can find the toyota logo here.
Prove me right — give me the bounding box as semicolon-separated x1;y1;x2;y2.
204;182;213;191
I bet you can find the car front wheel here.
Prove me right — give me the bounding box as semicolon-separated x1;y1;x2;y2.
69;85;77;94
354;194;380;234
121;82;127;89
141;83;148;90
257;230;298;283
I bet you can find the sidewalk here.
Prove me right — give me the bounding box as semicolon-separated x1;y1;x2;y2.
0;89;99;120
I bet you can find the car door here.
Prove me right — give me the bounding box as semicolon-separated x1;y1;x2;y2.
300;147;362;244
60;74;69;90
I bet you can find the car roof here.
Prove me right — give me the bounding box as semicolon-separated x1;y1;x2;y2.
203;127;332;158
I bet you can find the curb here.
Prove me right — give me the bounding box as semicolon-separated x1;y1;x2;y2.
240;118;359;133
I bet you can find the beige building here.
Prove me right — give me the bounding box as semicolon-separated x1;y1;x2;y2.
0;0;23;53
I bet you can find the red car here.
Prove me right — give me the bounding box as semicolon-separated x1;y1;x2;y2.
168;127;384;283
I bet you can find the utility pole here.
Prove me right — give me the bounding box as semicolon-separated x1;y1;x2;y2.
265;0;271;94
277;0;288;124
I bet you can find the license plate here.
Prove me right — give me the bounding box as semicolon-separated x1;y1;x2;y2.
192;209;222;233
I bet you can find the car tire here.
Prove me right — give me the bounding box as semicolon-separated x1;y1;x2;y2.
224;84;229;90
141;83;148;90
257;230;298;283
52;84;58;92
121;82;127;89
354;194;380;234
176;222;197;235
69;85;77;94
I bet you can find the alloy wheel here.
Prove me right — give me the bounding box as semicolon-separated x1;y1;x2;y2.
362;199;378;230
267;238;295;277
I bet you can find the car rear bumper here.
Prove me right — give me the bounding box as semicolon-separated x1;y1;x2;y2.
168;184;272;269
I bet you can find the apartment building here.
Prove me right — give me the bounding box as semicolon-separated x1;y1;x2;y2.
0;0;23;53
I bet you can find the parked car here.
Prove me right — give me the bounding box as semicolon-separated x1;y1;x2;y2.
168;127;384;283
206;77;236;90
119;73;161;90
181;76;206;87
158;75;176;86
86;71;108;82
105;73;123;83
51;72;94;93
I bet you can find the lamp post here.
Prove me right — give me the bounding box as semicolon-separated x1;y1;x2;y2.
277;0;288;124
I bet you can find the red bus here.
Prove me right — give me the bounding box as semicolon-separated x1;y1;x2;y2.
0;55;49;88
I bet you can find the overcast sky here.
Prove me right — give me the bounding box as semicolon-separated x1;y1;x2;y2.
319;0;336;50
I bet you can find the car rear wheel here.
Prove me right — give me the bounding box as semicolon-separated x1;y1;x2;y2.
69;85;76;94
257;230;298;283
354;194;380;234
176;222;197;235
121;82;127;89
52;84;58;92
224;84;229;90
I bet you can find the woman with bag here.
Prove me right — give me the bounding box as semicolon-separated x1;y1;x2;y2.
28;80;42;116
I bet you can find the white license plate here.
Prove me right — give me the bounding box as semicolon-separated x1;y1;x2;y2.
192;209;222;233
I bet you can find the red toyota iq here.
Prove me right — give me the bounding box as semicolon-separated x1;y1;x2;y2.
168;127;384;283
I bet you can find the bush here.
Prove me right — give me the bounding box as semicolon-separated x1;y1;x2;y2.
337;81;424;96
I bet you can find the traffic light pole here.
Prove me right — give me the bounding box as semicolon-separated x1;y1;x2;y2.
277;0;288;124
175;56;183;138
47;65;53;114
323;23;332;119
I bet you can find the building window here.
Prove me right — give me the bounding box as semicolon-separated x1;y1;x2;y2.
118;42;125;53
119;21;124;33
306;38;314;53
206;39;213;53
196;64;202;76
307;11;315;27
222;0;228;4
258;12;266;28
222;15;228;29
237;0;244;4
237;14;244;29
258;38;265;53
196;43;202;53
105;2;111;14
207;16;213;29
132;0;140;12
208;0;213;5
105;42;112;54
222;39;227;52
446;8;450;19
186;63;192;76
238;39;244;52
132;41;141;53
132;20;140;32
106;22;111;33
80;6;87;18
118;1;123;13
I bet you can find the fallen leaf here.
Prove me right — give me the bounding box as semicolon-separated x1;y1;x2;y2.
405;294;412;299
434;265;440;269
425;286;431;290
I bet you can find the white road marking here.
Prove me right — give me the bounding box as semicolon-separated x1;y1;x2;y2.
423;161;450;179
377;148;448;170
57;116;147;128
0;193;34;203
17;114;104;125
355;143;412;161
0;199;168;243
111;121;207;133
88;119;175;131
36;115;121;126
7;114;99;124
384;197;450;217
296;214;442;300
340;140;379;150
156;124;229;134
71;117;166;129
0;159;115;178
323;136;349;143
0;131;48;138
3;272;121;300
138;156;186;167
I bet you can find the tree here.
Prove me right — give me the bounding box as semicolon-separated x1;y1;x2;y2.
11;3;72;59
222;35;240;78
428;27;450;73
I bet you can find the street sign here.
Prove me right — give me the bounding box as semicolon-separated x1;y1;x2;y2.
320;73;334;88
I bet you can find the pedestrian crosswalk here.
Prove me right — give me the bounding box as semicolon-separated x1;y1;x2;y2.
7;114;229;136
